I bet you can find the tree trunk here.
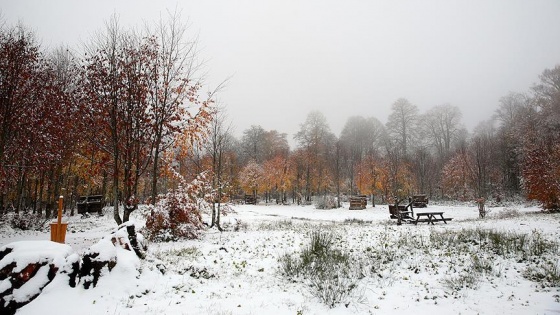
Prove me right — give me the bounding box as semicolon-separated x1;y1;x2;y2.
113;173;122;225
45;168;54;219
32;177;39;214
151;145;161;204
15;166;23;213
215;149;223;231
123;205;134;222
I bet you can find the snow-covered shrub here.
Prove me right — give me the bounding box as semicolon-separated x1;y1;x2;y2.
442;271;481;292
524;258;560;287
257;219;293;231
494;207;519;219
144;172;211;242
6;213;48;231
314;195;337;210
279;230;362;308
232;218;248;232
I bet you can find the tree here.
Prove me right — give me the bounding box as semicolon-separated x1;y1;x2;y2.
239;160;263;198
289;149;307;204
355;153;385;202
146;11;213;205
470;121;499;199
441;148;474;200
240;125;267;164
520;65;560;210
383;141;415;201
386;98;418;157
294;111;335;201
205;106;231;230
82;17;156;224
0;23;82;216
339;116;385;194
0;23;41;212
494;93;527;196
262;155;293;204
422;104;463;161
533;65;560;130
82;14;213;225
410;146;437;196
522;141;560;210
263;130;290;160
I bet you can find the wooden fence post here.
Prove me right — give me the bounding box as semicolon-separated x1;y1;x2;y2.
50;195;68;243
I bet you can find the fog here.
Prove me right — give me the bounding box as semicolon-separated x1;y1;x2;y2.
4;0;560;143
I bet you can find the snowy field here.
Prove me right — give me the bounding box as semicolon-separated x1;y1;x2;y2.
2;202;560;315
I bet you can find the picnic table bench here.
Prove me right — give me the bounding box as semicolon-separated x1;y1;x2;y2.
388;204;414;221
414;212;453;225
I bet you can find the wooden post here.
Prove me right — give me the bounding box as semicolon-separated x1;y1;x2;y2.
396;198;402;226
50;195;67;243
58;196;63;225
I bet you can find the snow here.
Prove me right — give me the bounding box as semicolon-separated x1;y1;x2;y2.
0;241;73;272
1;203;559;314
0;240;74;309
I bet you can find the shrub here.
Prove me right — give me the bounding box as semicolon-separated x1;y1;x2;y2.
524;259;560;287
7;213;48;231
221;218;248;232
443;272;481;292
494;207;520;219
258;219;293;231
343;218;371;225
144;173;210;241
279;230;362;308
314;195;337;210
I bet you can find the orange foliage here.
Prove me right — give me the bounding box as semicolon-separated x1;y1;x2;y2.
523;142;560;210
355;154;385;196
441;151;474;200
263;155;295;198
239;160;264;195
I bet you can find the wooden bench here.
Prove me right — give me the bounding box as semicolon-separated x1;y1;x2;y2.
77;195;104;214
411;195;428;208
388;204;414;221
414;212;453;225
244;195;257;205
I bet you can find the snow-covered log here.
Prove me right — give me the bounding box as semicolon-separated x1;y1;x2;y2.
0;241;77;315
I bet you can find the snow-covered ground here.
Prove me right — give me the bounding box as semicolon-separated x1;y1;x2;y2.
2;203;560;315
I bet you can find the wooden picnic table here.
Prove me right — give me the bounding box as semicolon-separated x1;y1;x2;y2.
414;212;453;225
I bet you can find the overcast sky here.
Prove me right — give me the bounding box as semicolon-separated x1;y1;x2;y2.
4;0;560;144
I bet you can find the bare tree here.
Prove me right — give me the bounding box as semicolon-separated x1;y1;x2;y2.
386;98;418;157
469;120;498;199
294;111;334;201
263;130;290;160
532;65;560;130
494;93;527;196
240;125;267;164
340;115;385;194
205;105;232;230
422;104;463;161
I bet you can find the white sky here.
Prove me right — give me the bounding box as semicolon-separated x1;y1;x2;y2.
3;0;560;142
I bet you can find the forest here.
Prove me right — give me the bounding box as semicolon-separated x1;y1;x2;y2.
1;16;560;226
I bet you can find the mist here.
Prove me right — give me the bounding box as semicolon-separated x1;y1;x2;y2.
4;0;560;141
